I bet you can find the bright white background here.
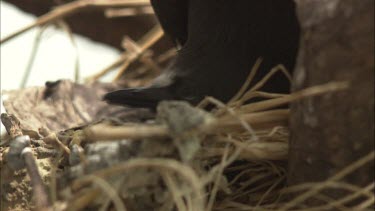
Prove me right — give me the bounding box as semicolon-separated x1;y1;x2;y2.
1;1;121;135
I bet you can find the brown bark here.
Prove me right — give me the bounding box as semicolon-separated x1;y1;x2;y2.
289;0;374;201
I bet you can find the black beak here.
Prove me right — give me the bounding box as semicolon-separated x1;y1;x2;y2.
103;87;174;109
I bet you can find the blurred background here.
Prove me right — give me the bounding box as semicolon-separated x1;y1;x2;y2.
0;0;175;134
1;1;123;90
0;1;116;134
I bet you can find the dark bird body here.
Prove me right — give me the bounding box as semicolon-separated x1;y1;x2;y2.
104;0;300;108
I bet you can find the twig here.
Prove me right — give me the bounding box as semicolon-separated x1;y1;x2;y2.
84;109;289;143
156;48;178;63
85;55;127;82
126;48;175;79
86;25;163;82
85;124;169;141
206;144;230;211
212;109;289;132
23;148;51;211
83;175;127;211
279;151;375;211
21;26;48;88
161;172;188;211
248;64;292;92
236;91;286;107
138;51;162;74
43;133;71;155
86;0;150;7
113;25;164;81
105;6;154;18
228;58;263;104
200;96;259;141
1;113;51;211
0;0;150;44
1;113;23;139
56;20;81;82
72;158;205;211
1;1;85;44
198;142;288;161
239;81;349;113
66;188;101;211
84;82;347;141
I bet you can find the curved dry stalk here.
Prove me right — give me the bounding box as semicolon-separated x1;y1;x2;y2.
23;149;51;211
84;124;169;141
89;0;150;7
72;158;206;211
49;151;65;205
201;135;256;187
212;109;290;132
279;182;374;210
84;109;289;142
43;133;71;155
140;52;162;72
1;1;84;44
227;58;263;104
226;166;270;186
312;194;352;211
21;26;48;88
221;138;288;161
279;151;375;211
231;171;275;194
85;55;127;83
353;194;375;210
86;25;164;82
303;182;374;211
200;96;259;141
206;144;230;211
254;175;286;209
56;20;81;82
271;182;374;211
113;25;164;81
231;178;279;201
199;136;288;161
129;47;177;79
161;172;188;211
239;81;349;113
157;48;178;63
78;175;127;211
66;188;101;211
233;91;287;108
105;6;154;18
248;64;292;92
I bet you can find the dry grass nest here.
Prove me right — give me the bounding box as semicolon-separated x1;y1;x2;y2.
1;0;373;210
38;60;371;211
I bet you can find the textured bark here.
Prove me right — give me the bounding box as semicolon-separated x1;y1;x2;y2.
289;0;374;200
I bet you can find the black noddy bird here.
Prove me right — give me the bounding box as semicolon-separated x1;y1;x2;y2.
104;0;300;109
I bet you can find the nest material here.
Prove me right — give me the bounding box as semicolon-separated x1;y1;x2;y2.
1;75;368;211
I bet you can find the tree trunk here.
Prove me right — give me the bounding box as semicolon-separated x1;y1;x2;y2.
289;0;374;204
